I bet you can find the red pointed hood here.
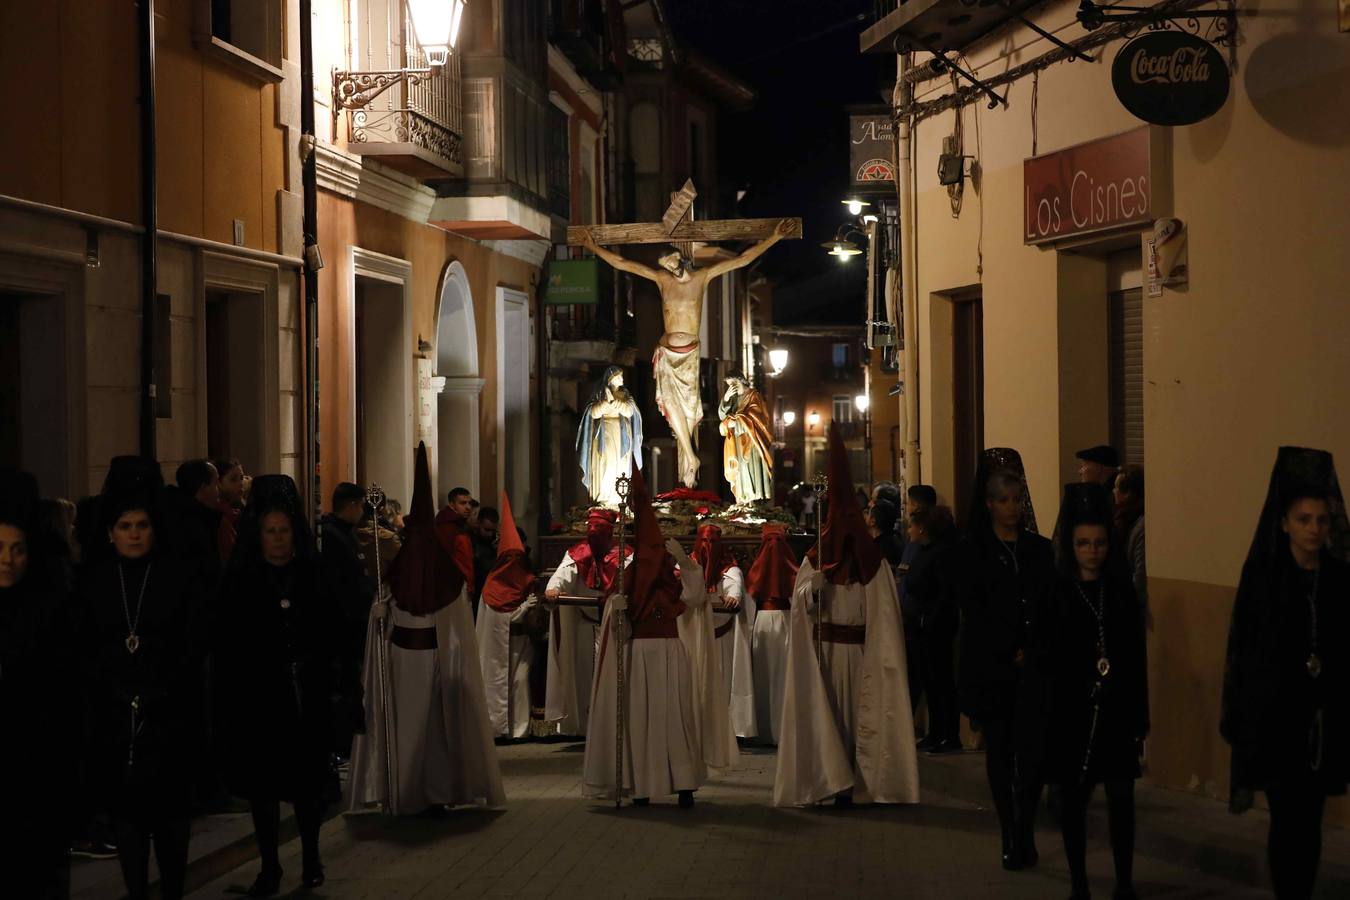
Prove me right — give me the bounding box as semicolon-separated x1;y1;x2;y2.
691;522;735;591
625;461;685;624
747;522;799;603
389;443;466;614
567;508;629;592
808;423;882;585
481;492;534;613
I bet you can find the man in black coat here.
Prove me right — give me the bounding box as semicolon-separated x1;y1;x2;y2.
320;482;374;758
167;460;224;582
470;505;500;615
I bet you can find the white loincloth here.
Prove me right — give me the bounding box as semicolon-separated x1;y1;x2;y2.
653;341;703;488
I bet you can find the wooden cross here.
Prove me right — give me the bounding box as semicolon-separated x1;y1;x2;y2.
566;179;803;253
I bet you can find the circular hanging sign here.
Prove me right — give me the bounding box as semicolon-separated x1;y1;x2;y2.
855;158;896;182
1112;31;1230;126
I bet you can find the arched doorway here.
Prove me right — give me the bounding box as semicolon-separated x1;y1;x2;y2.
434;261;482;505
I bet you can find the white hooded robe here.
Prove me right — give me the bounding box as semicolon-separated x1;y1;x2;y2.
772;559;920;806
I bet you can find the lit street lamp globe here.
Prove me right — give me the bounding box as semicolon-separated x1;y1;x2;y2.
408;0;468;67
781;410;797;427
768;347;789;375
855;394;870;414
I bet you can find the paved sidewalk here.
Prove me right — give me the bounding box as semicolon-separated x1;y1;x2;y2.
164;742;1334;900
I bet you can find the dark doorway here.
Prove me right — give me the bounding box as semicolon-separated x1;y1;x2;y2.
0;299;19;471
0;291;69;496
205;289;265;474
1109;287;1144;466
952;293;984;527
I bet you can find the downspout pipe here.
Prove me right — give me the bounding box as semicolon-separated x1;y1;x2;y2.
299;0;322;526
137;0;158;457
894;51;921;489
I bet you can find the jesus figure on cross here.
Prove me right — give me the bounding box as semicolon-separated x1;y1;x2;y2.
579;217;795;488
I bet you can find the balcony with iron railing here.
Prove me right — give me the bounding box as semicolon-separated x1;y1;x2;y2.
339;33;465;180
548;0;622;87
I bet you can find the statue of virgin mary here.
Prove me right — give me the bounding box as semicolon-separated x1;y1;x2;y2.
577;366;643;507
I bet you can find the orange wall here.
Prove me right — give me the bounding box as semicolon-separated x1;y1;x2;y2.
0;0;287;253
317;191;539;513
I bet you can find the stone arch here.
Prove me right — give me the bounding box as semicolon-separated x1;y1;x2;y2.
433;260;483;501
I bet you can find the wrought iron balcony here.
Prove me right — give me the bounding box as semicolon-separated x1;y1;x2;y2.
337;42;465;180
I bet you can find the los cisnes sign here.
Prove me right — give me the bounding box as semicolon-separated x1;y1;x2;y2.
1112;31;1230;126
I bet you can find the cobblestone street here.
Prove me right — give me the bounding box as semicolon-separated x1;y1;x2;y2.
184;743;1276;899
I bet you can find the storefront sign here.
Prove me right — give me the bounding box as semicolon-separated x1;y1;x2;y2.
1023;127;1152;245
849;114;896;188
1112;32;1230;126
544;258;600;305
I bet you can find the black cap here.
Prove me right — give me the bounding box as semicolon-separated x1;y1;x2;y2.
1075;445;1120;468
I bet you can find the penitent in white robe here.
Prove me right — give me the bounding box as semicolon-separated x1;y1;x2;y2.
348;586;506;814
543;555;628;736
476;598;538;739
582;581;735;801
772;560;920;807
751;602;790;744
710;566;758;739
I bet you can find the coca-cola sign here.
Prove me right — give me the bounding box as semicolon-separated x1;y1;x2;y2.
1112;32;1230;126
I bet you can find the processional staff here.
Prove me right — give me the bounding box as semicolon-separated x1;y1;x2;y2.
812;472;829;670
366;484;398;815
612;474;631;810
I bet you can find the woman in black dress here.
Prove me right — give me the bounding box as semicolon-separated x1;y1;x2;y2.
1;468;77;898
78;482;203;900
1043;483;1148;900
952;449;1057;870
1221;447;1350;900
214;475;339;896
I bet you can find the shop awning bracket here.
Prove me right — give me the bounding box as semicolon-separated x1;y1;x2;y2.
1003;3;1095;63
1076;0;1238;45
901;36;1009;109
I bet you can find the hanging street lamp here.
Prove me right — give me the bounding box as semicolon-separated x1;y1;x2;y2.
334;0;468;112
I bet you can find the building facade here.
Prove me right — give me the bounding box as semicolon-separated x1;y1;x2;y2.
866;0;1350;824
0;0;304;497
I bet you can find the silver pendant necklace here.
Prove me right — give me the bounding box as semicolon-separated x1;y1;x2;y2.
1306;565;1322;679
118;562;152;654
1075;578;1110;678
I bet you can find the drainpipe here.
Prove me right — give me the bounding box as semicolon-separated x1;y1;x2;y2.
137;0;158;458
299;0;322;525
894;51;921;489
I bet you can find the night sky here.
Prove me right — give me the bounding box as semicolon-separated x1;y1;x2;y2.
665;0;891;321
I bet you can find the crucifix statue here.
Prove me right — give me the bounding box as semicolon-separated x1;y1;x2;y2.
569;182;801;489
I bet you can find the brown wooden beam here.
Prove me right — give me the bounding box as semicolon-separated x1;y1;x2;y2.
567;217;802;246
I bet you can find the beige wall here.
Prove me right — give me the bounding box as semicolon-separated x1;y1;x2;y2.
906;0;1350;823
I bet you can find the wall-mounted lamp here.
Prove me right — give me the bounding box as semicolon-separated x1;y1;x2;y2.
807;410;821;429
854;394;870;414
821;224;866;260
768;347;790;376
334;0;467;111
841;197;872;217
781;410;797;427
